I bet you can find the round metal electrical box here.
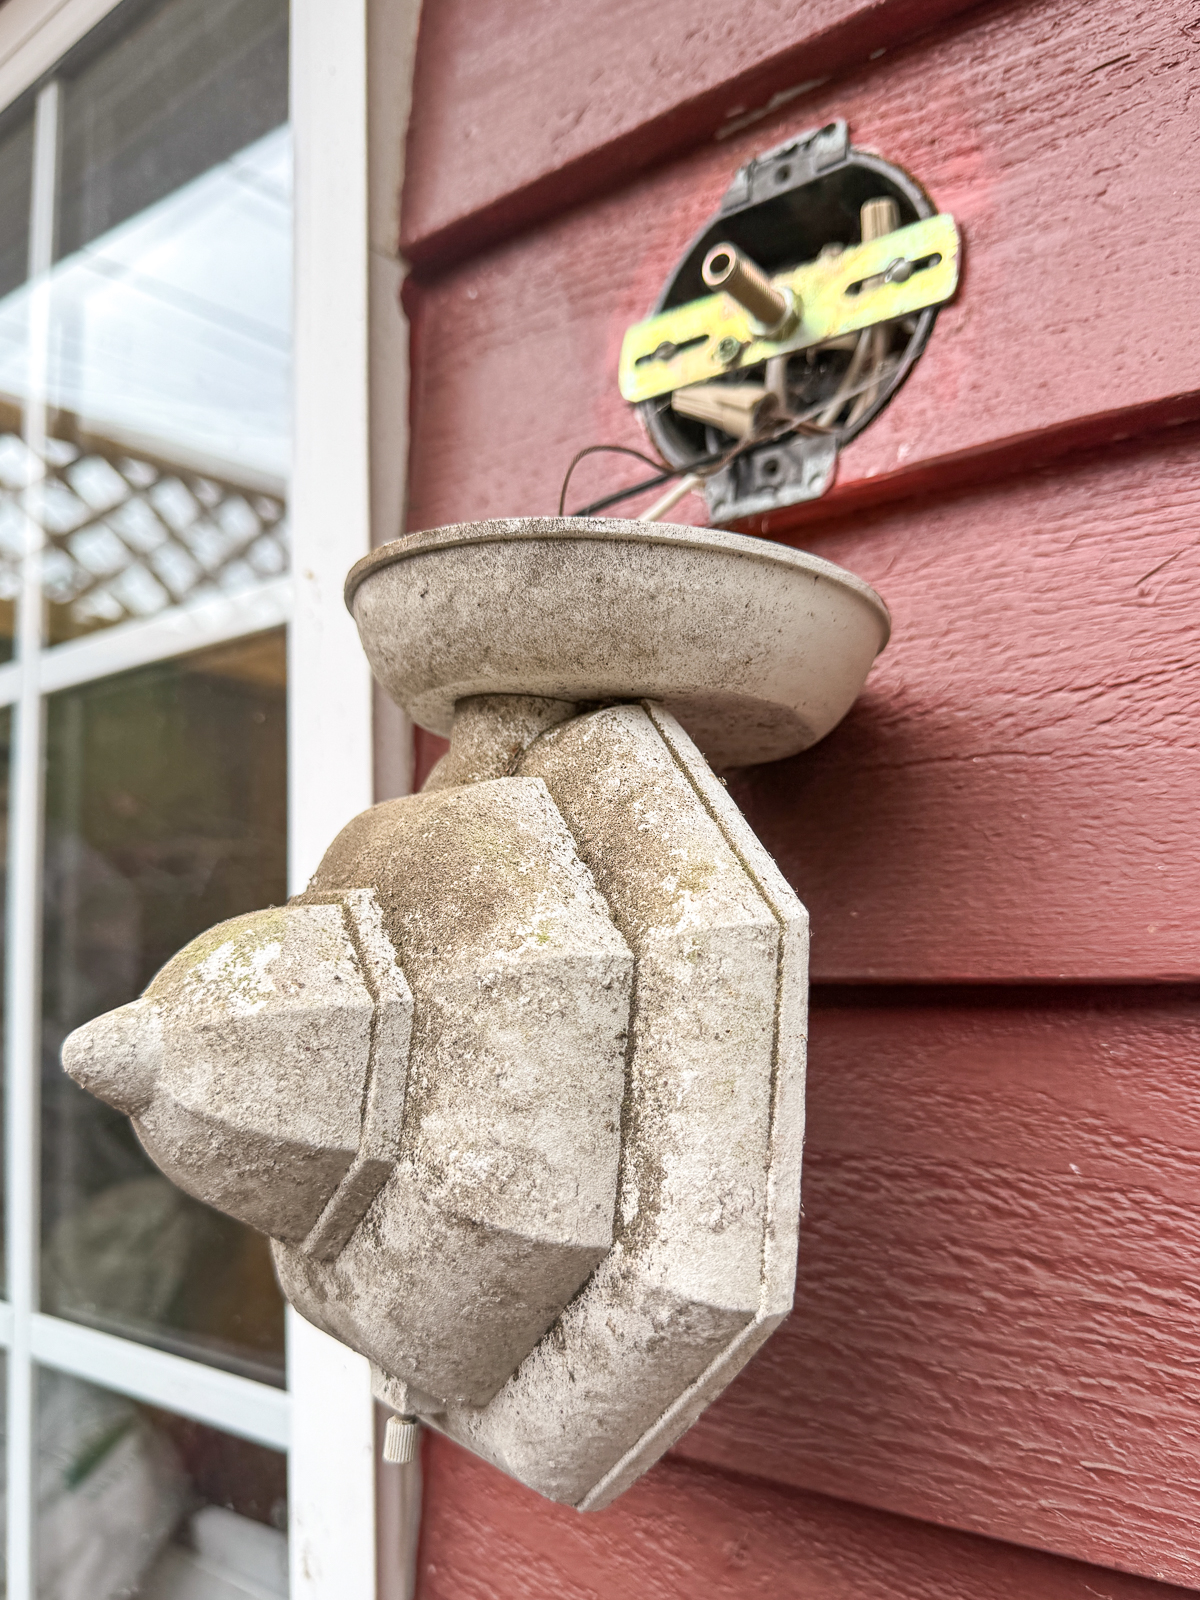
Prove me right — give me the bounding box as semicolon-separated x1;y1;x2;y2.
638;119;943;522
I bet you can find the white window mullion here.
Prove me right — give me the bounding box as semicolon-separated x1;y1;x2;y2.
29;1314;291;1452
6;76;59;1600
36;575;294;696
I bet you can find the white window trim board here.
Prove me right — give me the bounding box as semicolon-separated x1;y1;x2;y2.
286;3;377;1584
0;0;124;108
289;1;423;1598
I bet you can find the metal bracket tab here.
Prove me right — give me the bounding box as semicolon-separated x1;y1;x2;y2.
718;120;850;213
618;213;960;404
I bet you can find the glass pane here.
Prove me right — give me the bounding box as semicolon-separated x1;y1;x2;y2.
0;1355;7;1581
42;0;290;644
0;107;35;665
0;707;11;1295
37;1367;287;1598
40;630;287;1381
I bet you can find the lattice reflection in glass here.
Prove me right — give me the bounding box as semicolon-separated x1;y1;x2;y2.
0;419;289;643
0;416;29;636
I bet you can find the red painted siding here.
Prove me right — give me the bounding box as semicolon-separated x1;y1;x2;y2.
411;725;448;791
731;426;1200;983
417;1435;1196;1600
401;0;983;268
400;0;1200;1590
682;991;1200;1582
405;0;1200;530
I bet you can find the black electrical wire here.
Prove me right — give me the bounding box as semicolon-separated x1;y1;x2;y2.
566;435;785;517
566;442;759;517
570;471;677;517
557;444;667;517
564;439;761;518
561;361;901;518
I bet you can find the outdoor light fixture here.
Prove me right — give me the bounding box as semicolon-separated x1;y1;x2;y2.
56;112;962;1516
63;517;889;1507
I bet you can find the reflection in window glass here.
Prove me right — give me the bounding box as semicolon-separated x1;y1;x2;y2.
0;0;291;644
41;631;287;1381
36;1368;287;1598
0;707;10;1293
0;1356;6;1560
0;108;34;662
54;0;287;260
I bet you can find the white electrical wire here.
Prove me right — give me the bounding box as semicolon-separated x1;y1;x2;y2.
638;472;703;521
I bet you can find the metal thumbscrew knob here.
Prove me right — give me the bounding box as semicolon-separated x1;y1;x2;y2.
702;242;797;335
382;1414;420;1465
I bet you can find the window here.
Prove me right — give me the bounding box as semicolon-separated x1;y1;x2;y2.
0;0;383;1594
0;0;395;1587
41;634;289;1385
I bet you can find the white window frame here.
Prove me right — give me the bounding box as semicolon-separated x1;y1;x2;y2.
0;1;419;1596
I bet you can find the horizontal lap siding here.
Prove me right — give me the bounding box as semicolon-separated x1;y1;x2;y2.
405;0;1200;533
410;415;1200;985
679;992;1200;1585
403;0;1200;1590
417;1436;1197;1600
733;426;1200;981
401;0;984;267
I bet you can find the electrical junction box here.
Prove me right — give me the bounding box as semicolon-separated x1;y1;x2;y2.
619;119;961;521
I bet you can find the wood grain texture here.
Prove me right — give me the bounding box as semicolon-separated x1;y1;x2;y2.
674;990;1200;1586
731;424;1200;982
401;0;981;267
416;1432;1197;1599
404;0;1200;534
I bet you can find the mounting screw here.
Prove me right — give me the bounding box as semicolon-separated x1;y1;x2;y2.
883;257;913;284
382;1414;420;1465
714;336;744;366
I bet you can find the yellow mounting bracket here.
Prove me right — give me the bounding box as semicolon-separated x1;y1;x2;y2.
618;213;960;404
